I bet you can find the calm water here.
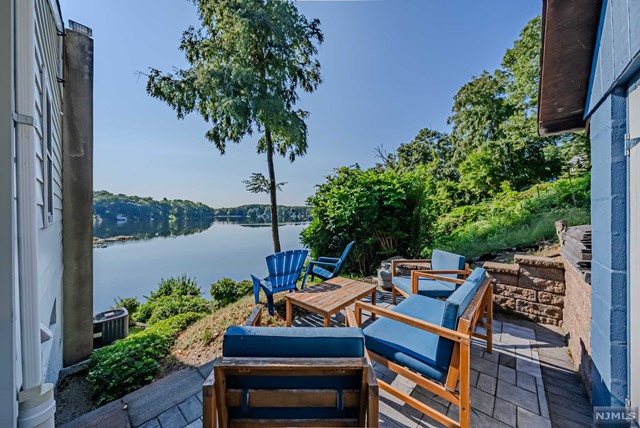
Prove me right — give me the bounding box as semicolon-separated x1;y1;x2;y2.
93;220;308;312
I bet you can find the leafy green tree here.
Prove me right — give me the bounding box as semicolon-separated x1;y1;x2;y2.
146;0;323;253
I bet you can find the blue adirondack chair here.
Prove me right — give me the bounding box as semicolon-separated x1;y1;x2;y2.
301;241;355;288
251;249;309;315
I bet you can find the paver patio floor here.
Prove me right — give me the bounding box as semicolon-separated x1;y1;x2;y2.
61;289;593;428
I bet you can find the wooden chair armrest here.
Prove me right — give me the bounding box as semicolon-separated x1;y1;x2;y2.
411;271;466;285
390;259;431;277
345;305;358;328
244;306;262;326
354;301;469;343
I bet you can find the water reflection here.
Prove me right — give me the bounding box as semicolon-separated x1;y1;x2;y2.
93;218;214;240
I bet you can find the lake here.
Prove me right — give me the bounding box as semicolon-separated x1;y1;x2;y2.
93;219;308;312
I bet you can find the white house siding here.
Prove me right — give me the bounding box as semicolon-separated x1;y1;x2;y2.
35;0;64;384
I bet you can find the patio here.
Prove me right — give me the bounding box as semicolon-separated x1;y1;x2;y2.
61;288;593;428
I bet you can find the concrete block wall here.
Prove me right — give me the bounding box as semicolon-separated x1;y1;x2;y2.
589;88;629;407
484;255;565;326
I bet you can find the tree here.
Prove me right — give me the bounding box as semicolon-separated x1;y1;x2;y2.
146;0;323;252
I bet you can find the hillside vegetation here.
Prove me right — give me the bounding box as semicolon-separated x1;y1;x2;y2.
302;17;591;274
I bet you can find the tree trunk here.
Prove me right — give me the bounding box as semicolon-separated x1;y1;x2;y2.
265;127;281;253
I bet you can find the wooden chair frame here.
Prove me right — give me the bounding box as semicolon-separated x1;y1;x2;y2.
203;307;379;428
348;277;494;428
391;258;472;304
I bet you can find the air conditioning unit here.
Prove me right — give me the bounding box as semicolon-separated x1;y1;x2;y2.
93;308;129;349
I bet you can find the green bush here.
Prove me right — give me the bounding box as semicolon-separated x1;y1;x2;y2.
147;274;201;301
87;312;203;405
135;275;211;325
111;297;141;325
210;278;253;307
302;166;431;275
136;295;211;325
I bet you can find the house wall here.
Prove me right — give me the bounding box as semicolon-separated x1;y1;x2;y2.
585;0;640;408
34;0;64;385
0;0;18;425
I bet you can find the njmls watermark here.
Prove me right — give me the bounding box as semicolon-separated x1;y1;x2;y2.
594;407;638;426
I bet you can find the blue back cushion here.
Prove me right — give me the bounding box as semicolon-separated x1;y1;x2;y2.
431;250;465;278
441;268;487;330
223;326;365;358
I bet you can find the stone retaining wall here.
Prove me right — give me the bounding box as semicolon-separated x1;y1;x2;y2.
484;255;566;326
563;258;592;397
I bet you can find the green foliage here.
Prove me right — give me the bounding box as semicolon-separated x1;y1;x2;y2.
147;275;201;301
135;276;211;325
88;312;203;405
112;297;141;325
301;166;431;275
210;278;253;307
434;174;591;257
93;190;214;222
213;204;310;221
146;0;324;252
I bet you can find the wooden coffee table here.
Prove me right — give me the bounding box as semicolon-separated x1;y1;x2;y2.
285;277;377;327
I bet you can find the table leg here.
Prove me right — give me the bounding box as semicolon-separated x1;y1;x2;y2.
286;299;292;327
371;289;377;320
324;315;330;327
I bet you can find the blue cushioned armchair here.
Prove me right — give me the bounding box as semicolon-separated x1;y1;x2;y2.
348;268;493;428
251;249;308;315
391;249;471;303
202;306;379;427
301;241;355;288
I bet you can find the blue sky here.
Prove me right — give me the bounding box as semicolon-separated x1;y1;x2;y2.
60;0;541;207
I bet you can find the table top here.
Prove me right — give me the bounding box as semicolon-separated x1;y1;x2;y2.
286;277;377;316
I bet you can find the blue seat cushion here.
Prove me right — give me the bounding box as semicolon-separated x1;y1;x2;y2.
431;249;466;278
363;296;453;383
223;326;365;358
392;275;457;298
311;264;334;279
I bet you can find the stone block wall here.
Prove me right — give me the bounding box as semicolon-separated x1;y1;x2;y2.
484;255;566;326
563;258;592;397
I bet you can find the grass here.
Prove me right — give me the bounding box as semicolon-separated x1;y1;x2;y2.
442;207;589;258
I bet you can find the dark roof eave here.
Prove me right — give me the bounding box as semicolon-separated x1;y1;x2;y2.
537;0;602;137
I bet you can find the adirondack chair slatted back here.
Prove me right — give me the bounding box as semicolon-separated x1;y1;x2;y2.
335;241;355;271
266;249;308;292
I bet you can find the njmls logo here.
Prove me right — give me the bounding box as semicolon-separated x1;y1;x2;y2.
594;407;638;426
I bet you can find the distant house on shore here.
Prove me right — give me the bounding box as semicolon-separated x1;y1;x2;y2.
538;0;639;411
0;1;94;426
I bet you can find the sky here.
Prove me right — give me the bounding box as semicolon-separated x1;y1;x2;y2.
59;0;541;207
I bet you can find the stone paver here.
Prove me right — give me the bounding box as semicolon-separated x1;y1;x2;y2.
157;406;187;428
64;291;594;428
177;395;202;424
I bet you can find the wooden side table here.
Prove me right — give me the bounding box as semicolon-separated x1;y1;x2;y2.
285;277;377;327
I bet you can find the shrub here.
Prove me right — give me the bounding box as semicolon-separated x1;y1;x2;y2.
135;275;211;325
88;312;203;405
301;166;431;275
136;295;211;325
210;278;253;307
147;274;201;301
112;297;141;325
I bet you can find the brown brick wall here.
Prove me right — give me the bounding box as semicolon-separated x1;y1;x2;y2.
484;255;566;327
563;259;592;397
